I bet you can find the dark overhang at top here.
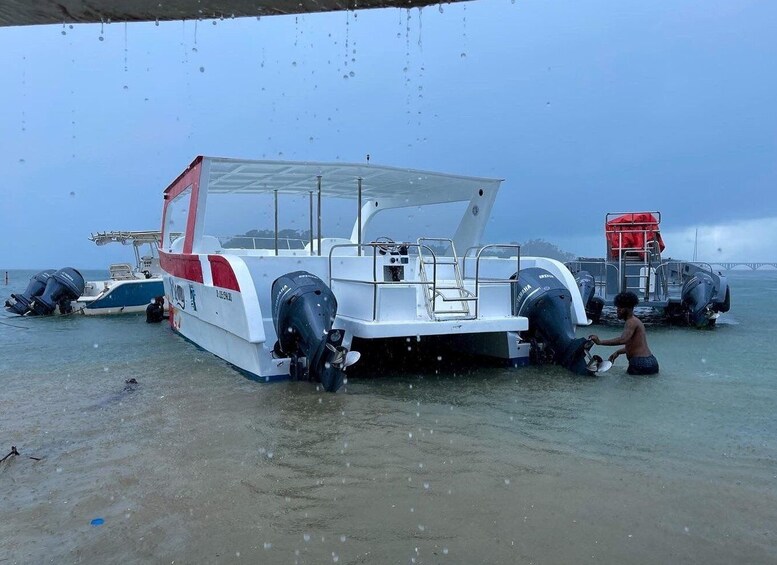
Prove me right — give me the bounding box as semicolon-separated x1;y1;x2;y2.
0;0;470;27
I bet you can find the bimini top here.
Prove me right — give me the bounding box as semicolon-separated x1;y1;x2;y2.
89;231;161;246
176;156;503;207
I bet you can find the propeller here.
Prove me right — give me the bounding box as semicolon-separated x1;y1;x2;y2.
326;343;361;370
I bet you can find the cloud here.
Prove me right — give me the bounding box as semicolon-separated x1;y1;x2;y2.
662;217;777;262
527;216;777;264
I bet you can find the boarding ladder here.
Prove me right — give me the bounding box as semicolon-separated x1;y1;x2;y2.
417;238;477;321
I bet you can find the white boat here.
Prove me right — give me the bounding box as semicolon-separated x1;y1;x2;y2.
76;231;166;315
159;156;590;391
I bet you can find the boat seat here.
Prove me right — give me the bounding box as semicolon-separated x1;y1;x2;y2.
197;235;223;254
169;236;185;253
305;238;358;256
109;263;136;280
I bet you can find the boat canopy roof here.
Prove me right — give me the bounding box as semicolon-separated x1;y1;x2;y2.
197;157;503;207
89;231;161;246
0;0;469;27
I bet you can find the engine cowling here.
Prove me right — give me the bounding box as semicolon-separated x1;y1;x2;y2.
681;272;715;328
4;269;56;315
271;271;357;392
30;268;85;316
512;268;592;375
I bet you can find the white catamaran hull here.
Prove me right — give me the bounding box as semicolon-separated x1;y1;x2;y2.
158;157;590;388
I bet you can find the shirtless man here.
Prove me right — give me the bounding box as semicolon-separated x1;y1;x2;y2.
588;291;659;375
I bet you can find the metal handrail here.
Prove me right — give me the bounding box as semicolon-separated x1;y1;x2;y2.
468;244;521;318
327;242;438;321
605;211;662;225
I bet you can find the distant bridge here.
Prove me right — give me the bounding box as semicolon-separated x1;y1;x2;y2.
706;262;777;271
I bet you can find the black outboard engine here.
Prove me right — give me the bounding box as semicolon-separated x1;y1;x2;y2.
4;269;56;315
512;268;592;375
574;270;605;324
29;268;85;316
271;271;357;392
681;272;715;328
713;284;731;314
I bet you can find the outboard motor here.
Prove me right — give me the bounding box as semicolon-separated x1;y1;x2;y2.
574;270;605;324
29;268;85;316
575;271;595;306
713;281;731;314
271;271;358;392
512;268;592;375
681;272;715;328
4;269;56;315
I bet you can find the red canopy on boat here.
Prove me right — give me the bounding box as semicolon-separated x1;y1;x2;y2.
606;212;665;260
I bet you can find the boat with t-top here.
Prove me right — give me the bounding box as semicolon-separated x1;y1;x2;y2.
75;230;166;315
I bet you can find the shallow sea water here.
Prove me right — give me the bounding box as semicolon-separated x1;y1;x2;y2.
1;269;776;564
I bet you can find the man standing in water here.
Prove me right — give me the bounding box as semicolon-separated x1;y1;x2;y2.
588;291;659;375
146;296;167;323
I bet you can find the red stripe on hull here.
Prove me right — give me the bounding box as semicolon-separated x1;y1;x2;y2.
209;255;240;292
160;252;203;283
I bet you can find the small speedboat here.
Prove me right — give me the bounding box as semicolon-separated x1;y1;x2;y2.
5;231;166;317
76;231;166;315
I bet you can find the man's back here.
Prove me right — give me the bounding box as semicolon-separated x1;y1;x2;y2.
624;315;652;359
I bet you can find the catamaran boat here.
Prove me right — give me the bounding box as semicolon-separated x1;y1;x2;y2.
566;212;731;328
159;156;596;391
75;231;166;315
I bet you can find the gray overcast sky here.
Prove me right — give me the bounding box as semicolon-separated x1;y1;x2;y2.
1;0;776;268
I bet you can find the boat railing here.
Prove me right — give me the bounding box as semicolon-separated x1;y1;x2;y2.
567;259;621;299
652;260;716;298
462;244;521;319
220;236;307;250
327;242;522;321
327;242;439;322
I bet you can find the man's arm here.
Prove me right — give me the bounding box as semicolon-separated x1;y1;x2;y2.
597;320;636;346
609;347;627;362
